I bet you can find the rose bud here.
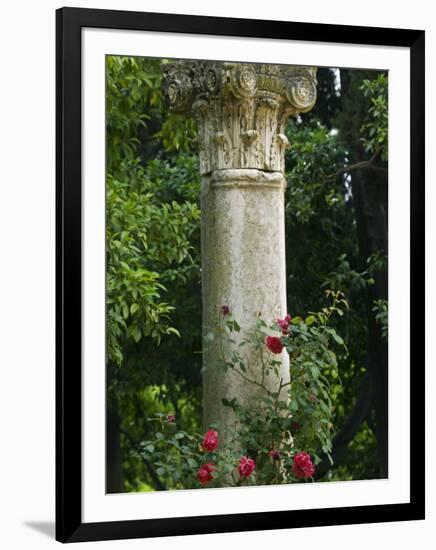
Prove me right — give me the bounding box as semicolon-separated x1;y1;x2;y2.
220;305;230;315
290;421;301;432
268;449;281;461
277;314;292;335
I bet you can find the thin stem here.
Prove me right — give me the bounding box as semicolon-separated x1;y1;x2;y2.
260;347;266;387
227;363;272;396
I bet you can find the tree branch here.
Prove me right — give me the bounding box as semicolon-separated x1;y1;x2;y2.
323;153;386;183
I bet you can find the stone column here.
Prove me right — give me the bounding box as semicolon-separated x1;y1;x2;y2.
163;62;317;440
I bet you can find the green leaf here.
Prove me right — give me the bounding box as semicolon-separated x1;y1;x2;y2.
122;303;129;319
290;399;299;412
305;315;316;326
329;329;344;346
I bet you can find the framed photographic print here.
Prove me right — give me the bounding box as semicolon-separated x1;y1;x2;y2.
56;6;425;543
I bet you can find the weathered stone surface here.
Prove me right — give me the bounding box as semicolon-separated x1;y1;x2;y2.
162;61;317;439
201;168;290;438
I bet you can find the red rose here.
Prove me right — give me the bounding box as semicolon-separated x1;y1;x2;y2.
202;429;219;452
292;451;315;479
268;449;281;461
197;463;216;485
238;456;256;478
277;314;292;335
166;414;176;423
265;336;284;354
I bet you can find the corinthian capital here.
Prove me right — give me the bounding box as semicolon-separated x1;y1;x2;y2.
162;60;317;174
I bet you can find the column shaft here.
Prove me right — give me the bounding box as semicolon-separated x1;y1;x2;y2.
202;169;290;436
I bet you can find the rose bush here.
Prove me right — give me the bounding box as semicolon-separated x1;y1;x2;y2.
140;290;347;489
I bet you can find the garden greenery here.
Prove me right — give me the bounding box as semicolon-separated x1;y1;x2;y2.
106;56;388;492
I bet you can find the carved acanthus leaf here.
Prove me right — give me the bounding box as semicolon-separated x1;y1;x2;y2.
162;61;317;174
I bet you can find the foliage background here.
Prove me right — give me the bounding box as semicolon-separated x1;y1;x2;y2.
106;56;388;492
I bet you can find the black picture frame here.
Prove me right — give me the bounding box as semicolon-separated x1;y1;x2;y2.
56;6;425;543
